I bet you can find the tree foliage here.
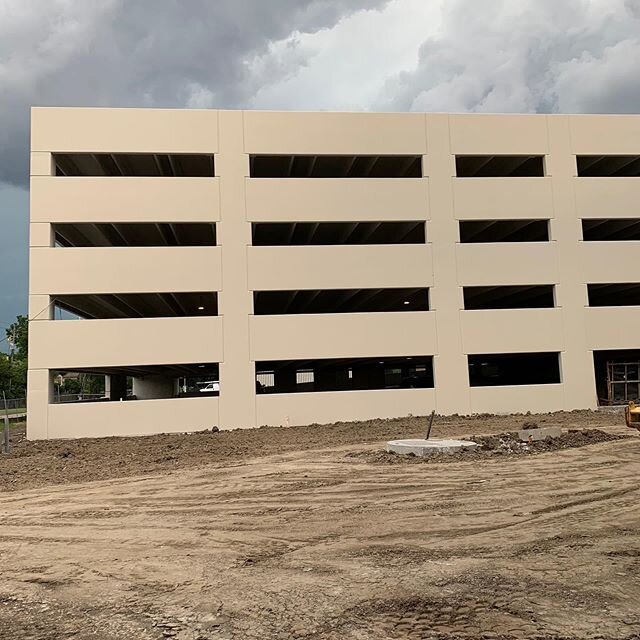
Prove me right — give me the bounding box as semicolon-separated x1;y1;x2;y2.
1;314;28;399
6;315;28;359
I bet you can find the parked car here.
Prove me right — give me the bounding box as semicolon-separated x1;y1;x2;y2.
200;381;220;393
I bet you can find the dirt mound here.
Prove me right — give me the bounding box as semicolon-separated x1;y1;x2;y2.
350;429;627;464
0;410;626;492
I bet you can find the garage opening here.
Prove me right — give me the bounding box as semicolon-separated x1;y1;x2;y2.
459;219;549;243
593;350;640;405
51;363;220;403
256;356;434;394
249;155;422;178
53;153;215;177
577;156;640;177
464;285;555;310
455;155;545;177
252;221;425;245
53;292;218;319
468;352;561;387
254;288;429;315
54;222;216;247
588;284;640;307
581;219;640;241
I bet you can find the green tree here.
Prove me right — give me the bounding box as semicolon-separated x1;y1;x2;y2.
6;315;28;360
1;315;28;399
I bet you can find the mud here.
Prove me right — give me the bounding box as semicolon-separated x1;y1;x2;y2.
0;410;639;639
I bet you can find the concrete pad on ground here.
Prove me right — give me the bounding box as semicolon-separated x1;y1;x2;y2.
387;438;478;456
518;427;562;442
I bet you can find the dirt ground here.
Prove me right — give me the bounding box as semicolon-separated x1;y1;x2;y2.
1;410;639;639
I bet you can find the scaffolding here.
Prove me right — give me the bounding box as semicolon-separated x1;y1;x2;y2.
606;361;640;404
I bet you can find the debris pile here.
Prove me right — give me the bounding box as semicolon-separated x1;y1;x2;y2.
351;428;626;464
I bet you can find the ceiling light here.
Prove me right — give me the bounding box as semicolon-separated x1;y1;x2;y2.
197;306;205;311
403;300;410;305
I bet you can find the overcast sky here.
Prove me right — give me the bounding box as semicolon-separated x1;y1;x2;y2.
1;0;639;341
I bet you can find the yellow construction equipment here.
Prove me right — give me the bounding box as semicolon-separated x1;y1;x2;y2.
625;401;640;430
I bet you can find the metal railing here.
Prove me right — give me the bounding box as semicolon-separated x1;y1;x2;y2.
1;396;25;411
51;393;107;404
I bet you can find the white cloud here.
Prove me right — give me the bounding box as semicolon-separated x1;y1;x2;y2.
248;0;443;111
377;0;640;114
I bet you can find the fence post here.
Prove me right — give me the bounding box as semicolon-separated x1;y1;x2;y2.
2;391;10;454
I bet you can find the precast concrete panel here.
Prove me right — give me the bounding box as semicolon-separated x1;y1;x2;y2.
27;108;640;438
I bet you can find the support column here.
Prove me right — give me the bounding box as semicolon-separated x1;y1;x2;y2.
108;375;127;401
425;115;471;414
315;367;338;392
217;111;257;428
132;375;174;400
352;364;385;390
546;116;597;409
26;151;54;440
274;369;297;393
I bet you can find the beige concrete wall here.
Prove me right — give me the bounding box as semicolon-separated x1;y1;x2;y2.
580;243;640;282
243;111;427;154
456;243;559;285
574;179;640;218
32;107;218;153
248;245;433;290
257;389;435;427
30;247;222;295
250;312;436;361
29;317;223;369
31;177;220;223
569;115;640;154
48;397;219;439
469;384;565;414
28;108;640;439
246;178;429;221
460;309;564;354
449;114;550;155
585;308;640;350
453;178;553;219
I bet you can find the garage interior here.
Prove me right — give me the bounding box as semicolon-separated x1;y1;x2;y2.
53;222;216;247
463;285;555;310
582;218;640;241
459;219;549;243
52;292;218;320
577;155;640;177
253;288;429;315
251;221;425;245
249;154;422;178
467;352;561;387
256;356;434;394
455;155;545;177
51;363;220;403
53;152;215;177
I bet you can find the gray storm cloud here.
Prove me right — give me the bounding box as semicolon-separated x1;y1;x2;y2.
377;0;640;114
0;0;389;333
0;0;389;188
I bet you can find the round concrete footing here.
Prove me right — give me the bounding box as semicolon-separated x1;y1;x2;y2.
386;438;478;456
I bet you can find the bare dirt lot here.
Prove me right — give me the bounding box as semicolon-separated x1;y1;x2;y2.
1;410;639;639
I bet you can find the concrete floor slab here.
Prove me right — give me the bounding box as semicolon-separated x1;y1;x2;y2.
518;426;562;442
